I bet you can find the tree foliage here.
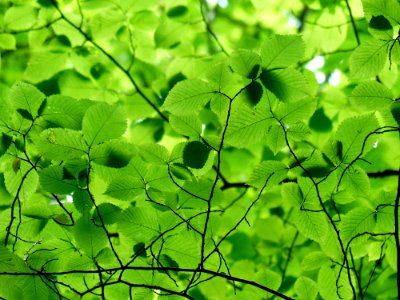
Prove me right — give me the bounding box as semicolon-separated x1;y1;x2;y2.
0;0;400;299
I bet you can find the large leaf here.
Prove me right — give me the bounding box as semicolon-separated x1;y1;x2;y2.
340;207;376;245
42;95;94;130
349;81;393;111
260;34;305;69
335;114;379;162
225;104;274;147
349;39;389;80
261;68;310;102
82;102;127;146
162;79;216;115
8;81;45;119
36;128;87;161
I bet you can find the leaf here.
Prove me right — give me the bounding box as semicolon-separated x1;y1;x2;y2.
42;95;94;130
349;39;389;80
362;0;400;24
119;206;161;242
260;34;305;69
91;140;135;168
230;49;261;79
261;69;310;102
24;51;68;83
248;160;288;188
22;276;50;300
349;81;393;111
82;103;127;146
16;109;34;121
340;207;376;244
4;159;39;201
162;79;215;115
170;163;193;180
0;33;16;50
36;128;87;161
318;263;353;300
275;97;317;125
40;166;77;194
294;277;318;300
92;203;122;225
167;5;188;18
4;5;38;31
243;81;263;106
8;81;45;119
309;107;332;132
74;217;107;258
169;114;202;137
183;141;211;169
225;104;274;147
105;176;144;201
335;114;379;162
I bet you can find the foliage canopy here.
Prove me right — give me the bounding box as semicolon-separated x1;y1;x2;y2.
0;0;400;299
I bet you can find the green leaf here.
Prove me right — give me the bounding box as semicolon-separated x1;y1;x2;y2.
349;81;393;111
309;108;332;132
24;51;68;83
41;95;94;130
16;109;34;121
294;277;318;300
0;33;16;50
335;114;379;162
167;5;188;18
391;102;400;126
91;140;135;168
260;34;305;69
362;0;400;24
4;5;38;31
170;162;193;180
275;97;317;125
369;15;393;40
230;49;261;79
74;217;107;258
183;141;211;169
261;69;310;102
4;159;39;202
82;103;127;146
318;264;353;300
243;81;263;106
162;79;215;115
119;206;161;242
169;114;202;137
92;203;122;225
340;207;376;244
8;81;45;119
39;166;77;194
349;39;389;80
105;176;144;201
36;128;87;161
225;104;274;147
248;160;288;188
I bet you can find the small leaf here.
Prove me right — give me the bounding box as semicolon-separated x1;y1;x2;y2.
162;79;215;115
105;176;144;201
16;108;34;121
183;141;211;169
261;34;305;69
309;107;332;132
82;102;127;145
243;81;263;106
133;242;147;258
167;5;188;18
170;162;193;180
12;157;21;173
